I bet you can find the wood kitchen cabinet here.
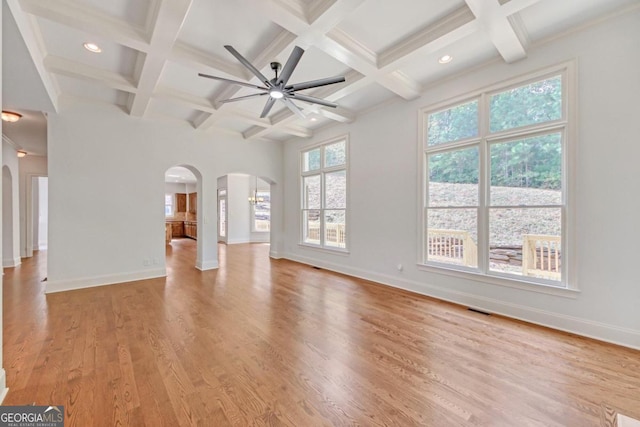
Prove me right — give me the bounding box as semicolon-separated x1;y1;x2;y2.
188;193;197;214
170;221;184;237
176;193;187;213
184;221;197;239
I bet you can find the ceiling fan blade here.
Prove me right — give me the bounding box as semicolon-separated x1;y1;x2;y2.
219;92;269;104
260;97;277;118
281;97;306;119
224;45;272;87
198;73;269;91
277;46;304;86
286;76;346;92
289;93;338;108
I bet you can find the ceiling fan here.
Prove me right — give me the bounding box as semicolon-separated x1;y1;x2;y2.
198;45;345;119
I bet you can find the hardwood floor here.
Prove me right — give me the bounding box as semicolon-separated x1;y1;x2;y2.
3;239;640;426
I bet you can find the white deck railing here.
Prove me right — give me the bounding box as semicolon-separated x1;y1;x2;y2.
306;223;346;247
427;229;478;267
522;234;561;279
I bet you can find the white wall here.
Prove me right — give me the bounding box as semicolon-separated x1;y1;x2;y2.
2;142;21;267
226;174;251;244
37;176;47;250
46;103;283;292
282;11;640;349
18;155;47;257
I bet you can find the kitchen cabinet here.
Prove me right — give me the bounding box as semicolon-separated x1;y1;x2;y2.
170;221;184;237
176;193;187;213
188;193;197;214
184;221;197;239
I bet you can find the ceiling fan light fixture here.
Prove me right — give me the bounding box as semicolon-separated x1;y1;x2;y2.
17;150;27;158
269;89;284;99
2;111;22;122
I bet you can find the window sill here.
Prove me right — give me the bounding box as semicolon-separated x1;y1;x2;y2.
416;263;580;298
298;243;350;256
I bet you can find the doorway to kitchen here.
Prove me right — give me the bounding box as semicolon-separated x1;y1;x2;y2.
164;165;201;272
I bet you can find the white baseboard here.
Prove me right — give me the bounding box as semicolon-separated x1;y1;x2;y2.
269;251;282;259
46;268;167;293
283;252;640;350
226;238;250;244
3;257;21;268
0;369;7;403
196;259;219;271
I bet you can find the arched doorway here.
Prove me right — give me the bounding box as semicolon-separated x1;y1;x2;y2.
164;165;201;270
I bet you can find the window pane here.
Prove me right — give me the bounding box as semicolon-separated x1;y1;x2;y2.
254;191;270;231
303;210;321;244
490;133;562;206
325;140;346;167
490;75;562;133
426;208;477;267
325;170;346;209
489;208;561;281
427;100;478;146
428;147;479;207
324;210;346;249
303;148;321;172
303;175;321;209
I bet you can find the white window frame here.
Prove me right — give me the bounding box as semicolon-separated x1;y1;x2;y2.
165;193;175;217
418;62;578;297
300;135;349;252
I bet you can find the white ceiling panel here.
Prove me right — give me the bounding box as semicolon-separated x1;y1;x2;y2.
57;75;129;106
148;98;201;123
336;0;467;54
176;0;285;61
78;0;155;30
518;0;640;43
337;82;396;111
37;18;139;77
399;32;497;86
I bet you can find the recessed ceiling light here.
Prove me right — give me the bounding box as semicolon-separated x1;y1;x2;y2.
310;117;317;122
83;42;102;53
438;54;453;64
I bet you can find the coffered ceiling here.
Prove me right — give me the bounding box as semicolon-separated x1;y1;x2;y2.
4;0;638;144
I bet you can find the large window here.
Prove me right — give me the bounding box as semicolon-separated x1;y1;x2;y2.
301;137;348;250
421;67;573;289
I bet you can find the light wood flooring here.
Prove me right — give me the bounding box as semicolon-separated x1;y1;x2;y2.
3;239;640;426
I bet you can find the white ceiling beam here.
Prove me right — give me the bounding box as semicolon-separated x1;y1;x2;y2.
127;0;193;117
260;0;423;100
6;0;60;111
44;56;137;93
464;0;527;63
170;43;250;80
377;6;477;68
18;0;150;53
243;124;312;140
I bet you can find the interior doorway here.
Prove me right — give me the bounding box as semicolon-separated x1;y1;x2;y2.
164;166;200;269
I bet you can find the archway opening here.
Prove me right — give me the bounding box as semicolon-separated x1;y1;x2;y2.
164;165;200;271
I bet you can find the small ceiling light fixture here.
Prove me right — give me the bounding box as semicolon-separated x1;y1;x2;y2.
310;117;318;122
438;54;453;64
17;150;27;158
83;42;102;53
1;111;22;122
269;89;284;99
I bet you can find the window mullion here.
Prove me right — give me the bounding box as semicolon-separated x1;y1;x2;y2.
478;92;490;275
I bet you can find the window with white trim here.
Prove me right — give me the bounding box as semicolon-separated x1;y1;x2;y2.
301;137;348;250
421;67;572;288
165;194;174;217
252;191;271;232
